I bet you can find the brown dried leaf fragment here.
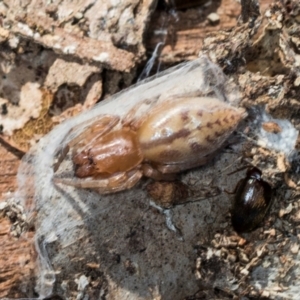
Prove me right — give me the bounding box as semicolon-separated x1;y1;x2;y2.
146;181;189;208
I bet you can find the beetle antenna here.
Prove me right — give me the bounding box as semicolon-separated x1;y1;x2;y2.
227;165;249;176
217;156;244;174
226;157;258;175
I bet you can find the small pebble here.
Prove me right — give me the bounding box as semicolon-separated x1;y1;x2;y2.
290;243;299;254
207;13;220;24
0;201;7;210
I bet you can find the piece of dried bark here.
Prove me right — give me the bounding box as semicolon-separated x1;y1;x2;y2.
0;215;35;298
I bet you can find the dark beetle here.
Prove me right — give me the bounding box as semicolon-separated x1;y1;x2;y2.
231;167;273;233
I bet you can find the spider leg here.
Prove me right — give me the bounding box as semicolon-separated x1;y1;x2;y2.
142;164;178;181
53;145;71;172
122;97;159;130
53;168;143;194
69;115;120;148
155;148;223;174
97;169;143;194
53;114;120;172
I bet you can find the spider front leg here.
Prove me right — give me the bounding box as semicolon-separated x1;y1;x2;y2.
54;167;143;194
53;115;120;173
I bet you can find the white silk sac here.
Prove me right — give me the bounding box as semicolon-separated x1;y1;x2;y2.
16;56;244;299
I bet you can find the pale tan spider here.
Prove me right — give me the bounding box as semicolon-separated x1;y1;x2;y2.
53;96;246;194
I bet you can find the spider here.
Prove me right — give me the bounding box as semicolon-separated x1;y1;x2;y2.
53;96;246;194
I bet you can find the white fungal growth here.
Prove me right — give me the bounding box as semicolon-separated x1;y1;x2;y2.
255;110;298;157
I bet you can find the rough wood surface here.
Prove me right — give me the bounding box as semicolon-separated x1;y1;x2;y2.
145;0;274;63
0;143;20;193
0;217;35;298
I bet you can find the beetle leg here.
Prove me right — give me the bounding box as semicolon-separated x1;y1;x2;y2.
224;179;244;195
53;168;143;194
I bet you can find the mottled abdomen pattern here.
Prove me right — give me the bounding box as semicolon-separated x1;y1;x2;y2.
137;97;246;164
